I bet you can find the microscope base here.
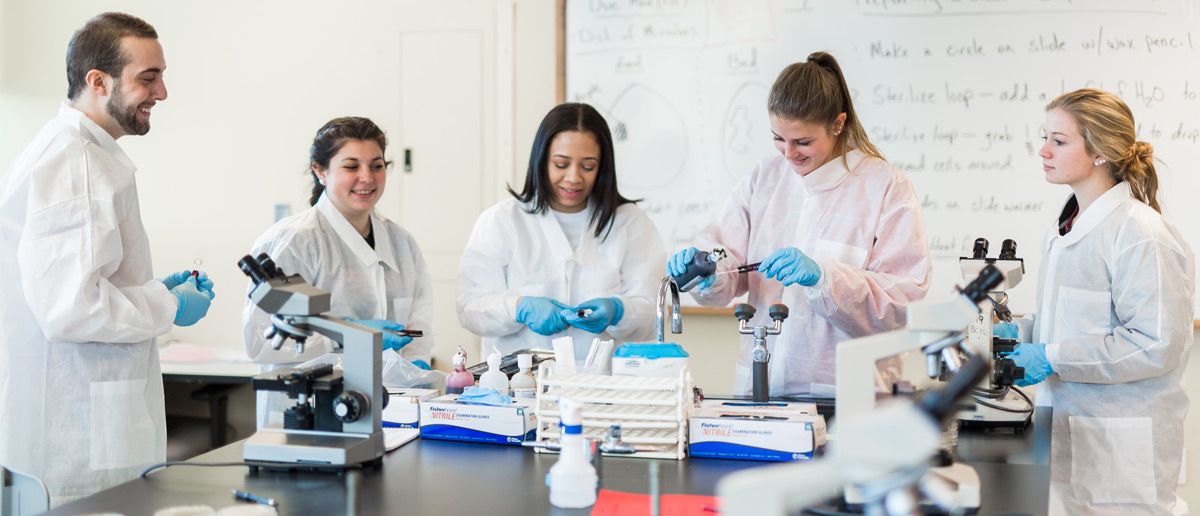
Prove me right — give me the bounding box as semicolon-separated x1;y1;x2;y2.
243;425;384;469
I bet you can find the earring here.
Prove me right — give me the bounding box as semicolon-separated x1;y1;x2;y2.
1094;158;1107;167
319;178;326;185
834;128;843;135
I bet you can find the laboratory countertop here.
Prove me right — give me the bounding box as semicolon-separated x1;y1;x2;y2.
47;409;1050;515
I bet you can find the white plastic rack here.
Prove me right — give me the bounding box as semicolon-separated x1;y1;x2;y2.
533;363;693;460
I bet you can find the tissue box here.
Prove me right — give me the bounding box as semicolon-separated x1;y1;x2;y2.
688;400;826;462
611;342;689;378
419;395;537;445
383;388;439;428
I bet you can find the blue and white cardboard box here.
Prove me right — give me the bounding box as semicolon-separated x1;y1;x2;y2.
688;400;826;462
418;394;537;445
611;342;689;378
383;388;439;428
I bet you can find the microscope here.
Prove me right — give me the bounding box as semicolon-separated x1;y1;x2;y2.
954;238;1031;428
238;253;386;469
825;264;1005;513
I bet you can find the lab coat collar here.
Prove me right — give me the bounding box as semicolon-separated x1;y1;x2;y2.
801;150;863;193
532;200;599;268
1057;182;1131;246
59;101;136;172
316;193;398;271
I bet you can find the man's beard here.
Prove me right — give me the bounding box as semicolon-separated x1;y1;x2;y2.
106;80;150;136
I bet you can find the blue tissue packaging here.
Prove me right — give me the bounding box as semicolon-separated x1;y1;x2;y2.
418;394;537;445
611;342;689;378
688;400;826;462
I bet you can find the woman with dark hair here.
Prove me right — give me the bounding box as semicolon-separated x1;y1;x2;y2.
667;52;933;397
242;116;434;427
456;103;665;360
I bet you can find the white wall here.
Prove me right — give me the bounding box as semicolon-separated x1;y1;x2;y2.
1;0;1195;506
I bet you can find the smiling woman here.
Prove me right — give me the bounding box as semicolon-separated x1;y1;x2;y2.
667;51;934;399
455;103;666;361
242;116;436;428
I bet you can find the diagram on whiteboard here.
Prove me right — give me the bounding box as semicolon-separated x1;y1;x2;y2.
721;82;775;181
604;83;688;190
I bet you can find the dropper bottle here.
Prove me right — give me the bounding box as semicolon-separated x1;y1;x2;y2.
445;346;475;395
510;354;537;399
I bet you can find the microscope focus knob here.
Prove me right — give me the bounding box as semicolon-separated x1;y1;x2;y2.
768;303;789;321
733;303;756;321
333;391;368;423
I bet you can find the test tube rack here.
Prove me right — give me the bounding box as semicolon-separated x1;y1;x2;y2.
532;363;693;460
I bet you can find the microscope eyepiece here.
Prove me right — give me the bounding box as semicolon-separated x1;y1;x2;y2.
971;238;989;259
238;255;270;285
999;239;1018;260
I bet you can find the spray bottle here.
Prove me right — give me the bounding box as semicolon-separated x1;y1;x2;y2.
478;347;510;395
445;346;475;395
547;397;597;508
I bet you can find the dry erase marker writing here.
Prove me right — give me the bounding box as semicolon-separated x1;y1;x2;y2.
232;489;277;507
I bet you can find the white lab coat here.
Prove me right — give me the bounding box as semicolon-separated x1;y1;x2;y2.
692;151;932;397
242;193;434;427
0;103;174;506
1011;182;1193;515
456;198;665;359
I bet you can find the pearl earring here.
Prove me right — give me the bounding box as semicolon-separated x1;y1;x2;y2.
1094;158;1107;167
319;178;326;185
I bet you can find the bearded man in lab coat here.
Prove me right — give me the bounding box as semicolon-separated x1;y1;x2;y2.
0;13;214;506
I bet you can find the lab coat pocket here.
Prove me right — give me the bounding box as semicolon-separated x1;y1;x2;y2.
90;379;156;470
392;296;413;324
813;239;869;268
1055;286;1112;336
1068;416;1156;504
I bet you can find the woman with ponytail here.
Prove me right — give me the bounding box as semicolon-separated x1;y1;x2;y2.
1000;88;1193;515
242;117;434;427
666;52;933;397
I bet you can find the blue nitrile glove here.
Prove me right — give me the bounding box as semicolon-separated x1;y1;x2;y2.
457;386;513;405
411;360;431;370
346;318;413;351
759;247;821;287
170;277;214;327
159;269;213;293
1009;343;1053;387
516;297;571;335
561;297;625;334
666;247;699;277
994;322;1019;340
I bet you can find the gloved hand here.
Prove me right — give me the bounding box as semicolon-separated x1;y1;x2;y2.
759;247;821;287
347;318;413;351
1008;343;1053;387
170;277;214;326
994;321;1019;340
666;247;716;291
516;297;571;335
561;297;625;334
411;359;431;370
666;247;699;277
159;269;214;293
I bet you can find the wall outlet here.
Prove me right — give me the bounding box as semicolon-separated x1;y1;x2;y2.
273;204;290;222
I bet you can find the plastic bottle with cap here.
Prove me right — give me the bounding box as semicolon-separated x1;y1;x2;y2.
547;397;597;508
445;346;475;395
510;354;537;399
478;348;510;395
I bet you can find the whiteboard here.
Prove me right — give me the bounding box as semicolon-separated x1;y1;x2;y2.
565;0;1200;315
